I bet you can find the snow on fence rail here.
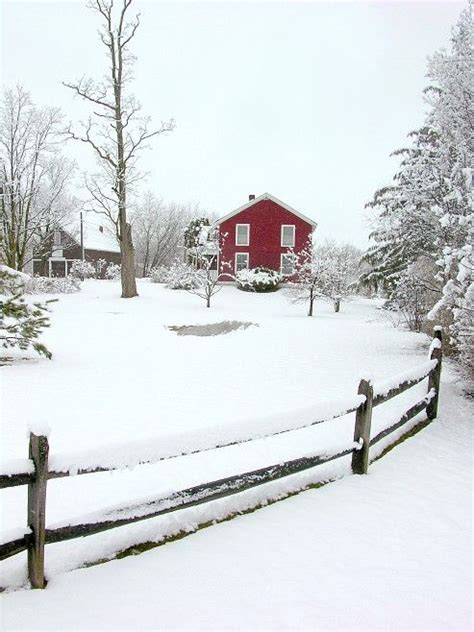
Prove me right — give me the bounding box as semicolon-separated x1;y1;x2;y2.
0;329;443;589
0;395;365;484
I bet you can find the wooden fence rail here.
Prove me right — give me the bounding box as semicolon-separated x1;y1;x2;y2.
44;446;356;546
0;403;365;490
0;328;443;589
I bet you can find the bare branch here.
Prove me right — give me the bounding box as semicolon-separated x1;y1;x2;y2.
65;120;117;168
62;79;114;111
124;118;175;163
120;13;140;50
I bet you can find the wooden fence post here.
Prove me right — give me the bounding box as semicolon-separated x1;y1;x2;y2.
27;433;49;589
427;327;443;420
351;379;373;475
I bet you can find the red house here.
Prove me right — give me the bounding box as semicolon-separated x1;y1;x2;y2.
216;193;317;277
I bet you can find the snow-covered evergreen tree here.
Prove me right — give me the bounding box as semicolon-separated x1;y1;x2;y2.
425;3;474;371
0;266;53;359
184;217;211;251
360;125;445;293
362;3;473;371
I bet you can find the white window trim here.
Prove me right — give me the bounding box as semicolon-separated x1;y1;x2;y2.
281;224;295;247
280;253;295;276
235;252;249;272
235;224;250;246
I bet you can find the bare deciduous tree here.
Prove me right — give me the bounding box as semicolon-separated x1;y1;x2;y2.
132;194;203;277
0;86;76;271
288;240;362;316
185;224;229;308
63;0;174;298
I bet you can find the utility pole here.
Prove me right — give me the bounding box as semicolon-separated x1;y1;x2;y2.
80;211;85;261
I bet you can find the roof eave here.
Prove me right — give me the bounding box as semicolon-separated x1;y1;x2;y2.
214;192;317;228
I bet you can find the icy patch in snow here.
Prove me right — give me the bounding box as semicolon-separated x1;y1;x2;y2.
167;321;257;336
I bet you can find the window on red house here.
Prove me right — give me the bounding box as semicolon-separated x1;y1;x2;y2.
281;253;295;276
236;224;250;246
281;225;295;247
235;253;249;272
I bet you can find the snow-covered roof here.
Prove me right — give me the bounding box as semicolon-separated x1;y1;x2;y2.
84;225;120;253
214;193;318;228
66;217;120;254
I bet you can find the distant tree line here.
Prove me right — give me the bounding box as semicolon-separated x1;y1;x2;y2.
132;196;211;277
0;86;78;272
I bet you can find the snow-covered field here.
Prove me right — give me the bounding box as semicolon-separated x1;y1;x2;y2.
1;280;472;630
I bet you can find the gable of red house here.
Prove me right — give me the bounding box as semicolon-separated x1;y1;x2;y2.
216;193;317;277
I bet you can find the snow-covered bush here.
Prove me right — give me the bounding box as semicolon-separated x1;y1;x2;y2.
105;263;121;280
149;266;170;284
26;276;81;294
236;267;282;292
165;260;200;290
95;258;108;277
0;267;53;359
0;265;29;295
69;259;96;279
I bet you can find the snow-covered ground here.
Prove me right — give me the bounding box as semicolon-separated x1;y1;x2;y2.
1;280;472;630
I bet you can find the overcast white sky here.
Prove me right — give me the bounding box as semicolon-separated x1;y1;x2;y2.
1;0;464;247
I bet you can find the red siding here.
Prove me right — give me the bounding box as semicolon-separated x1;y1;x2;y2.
218;198;314;276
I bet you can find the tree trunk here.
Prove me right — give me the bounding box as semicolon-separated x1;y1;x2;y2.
308;289;314;317
114;19;138;299
141;239;150;278
141;257;148;278
40;256;49;277
334;298;341;312
120;223;138;298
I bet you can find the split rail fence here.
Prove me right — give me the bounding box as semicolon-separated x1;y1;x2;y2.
0;329;443;589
